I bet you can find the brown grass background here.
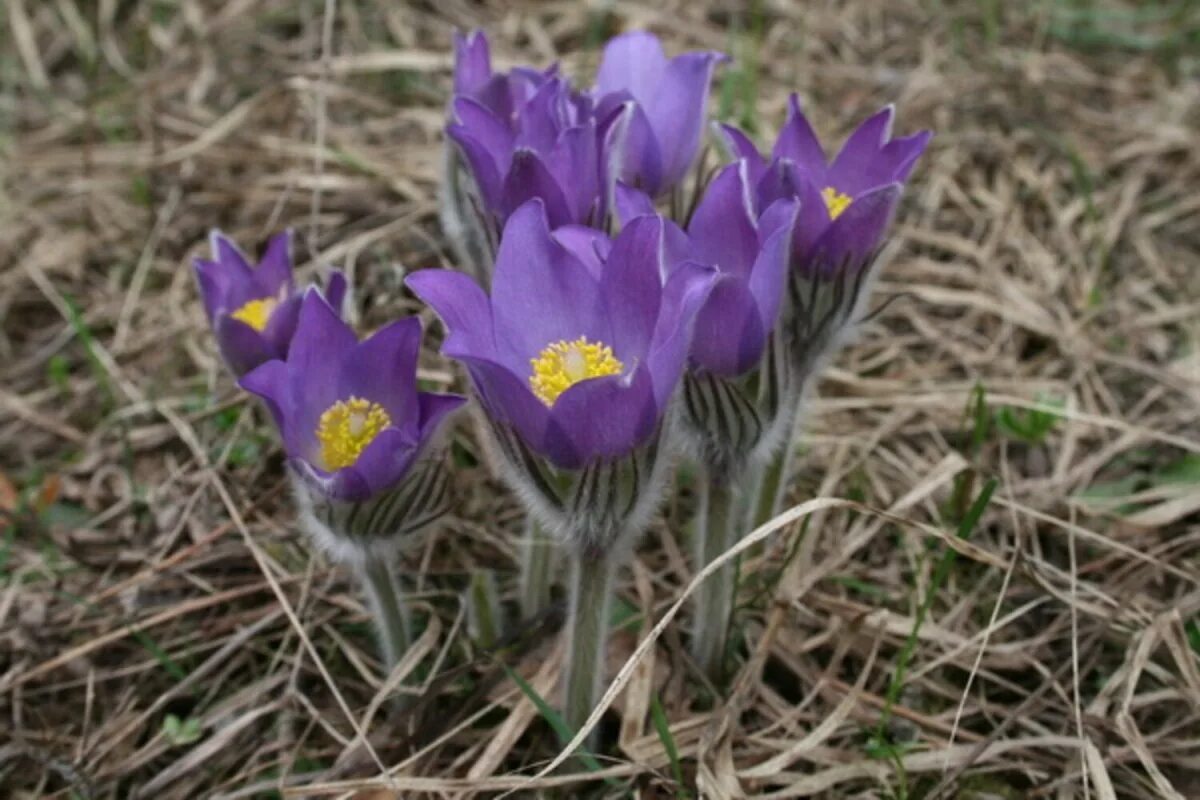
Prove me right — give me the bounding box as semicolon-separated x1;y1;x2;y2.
2;1;1199;797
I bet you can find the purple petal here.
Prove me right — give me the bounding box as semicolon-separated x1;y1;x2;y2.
501;149;574;229
323;270;349;317
214;316;278;377
690;275;765;376
648;51;723;190
748;198;798;335
809;182;902;277
210;230;253;274
596;31;667;103
645;261;717;409
452;98;515;169
718;124;767;189
338;427;419;499
338;317;423;436
291;456;372;503
260;293;303;357
545;124;600;225
489;200;609;371
405;268;496;360
254;230;294;296
193;258;229;321
286;290;358;453
614;181;657;225
772;95;828;174
828;105;895;191
614;102;664;196
788;169;833;268
238;359;289;432
552;224;610;279
447;125;504;215
687;161;757;279
454;30;492;96
458;353;557;461
600;214;663;360
549;368;658;467
880;129;933;183
417;392;468;444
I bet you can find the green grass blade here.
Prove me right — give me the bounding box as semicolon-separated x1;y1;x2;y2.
650;692;689;798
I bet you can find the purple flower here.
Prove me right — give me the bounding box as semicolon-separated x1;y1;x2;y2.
194;230;347;377
618;163;798;377
407;199;716;470
452;30;557;130
449;77;615;231
239;292;466;502
595;31;725;198
721;95;931;277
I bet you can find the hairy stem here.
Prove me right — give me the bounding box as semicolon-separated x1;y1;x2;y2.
691;472;740;681
519;518;556;620
360;557;412;670
751;407;801;530
564;546;616;740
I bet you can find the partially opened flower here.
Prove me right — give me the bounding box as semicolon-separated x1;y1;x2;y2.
194;230;346;377
240;291;464;508
595;31;725;198
452;30;556;130
409;198;715;734
722;95;931;281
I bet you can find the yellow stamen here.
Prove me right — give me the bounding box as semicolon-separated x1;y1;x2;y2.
821;186;853;220
316;397;392;470
529;336;624;407
230;296;280;332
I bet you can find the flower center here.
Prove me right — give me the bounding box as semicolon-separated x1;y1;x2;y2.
821;186;853;220
529;336;624;407
229;296;280;332
316;397;392;470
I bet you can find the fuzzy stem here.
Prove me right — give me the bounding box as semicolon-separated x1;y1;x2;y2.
519;518;556;620
751;406;801;531
564;546;616;740
360;558;412;670
467;569;502;650
691;472;739;681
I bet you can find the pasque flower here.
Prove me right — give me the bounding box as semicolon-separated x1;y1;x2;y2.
409;197;715;733
595;31;725;198
409;198;715;478
194;229;346;377
239;291;464;507
721;94;931;281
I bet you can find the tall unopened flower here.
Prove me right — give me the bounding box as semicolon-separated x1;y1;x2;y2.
619;162;798;680
408;198;715;733
595;31;724;198
240;292;466;667
194;230;346;377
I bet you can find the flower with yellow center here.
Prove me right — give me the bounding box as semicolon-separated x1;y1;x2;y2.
316;397;392;470
230;296;280;332
529;336;624;407
821;186;853;220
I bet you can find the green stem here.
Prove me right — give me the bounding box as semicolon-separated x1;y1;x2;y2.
519;518;556;620
751;408;801;530
564;546;616;739
467;570;502;650
360;558;412;670
691;472;739;681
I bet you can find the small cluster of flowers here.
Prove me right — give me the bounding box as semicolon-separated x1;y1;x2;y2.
194;29;929;739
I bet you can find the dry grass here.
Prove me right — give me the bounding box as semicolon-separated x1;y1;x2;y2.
3;1;1200;797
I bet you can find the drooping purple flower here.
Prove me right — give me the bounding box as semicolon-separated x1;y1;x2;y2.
594;31;725;198
239;292;466;503
194;230;347;377
407;199;716;471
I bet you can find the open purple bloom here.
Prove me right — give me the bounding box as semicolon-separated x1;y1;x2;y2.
721;95;931;277
595;31;725;198
408;199;716;470
239;292;465;503
194;230;347;377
